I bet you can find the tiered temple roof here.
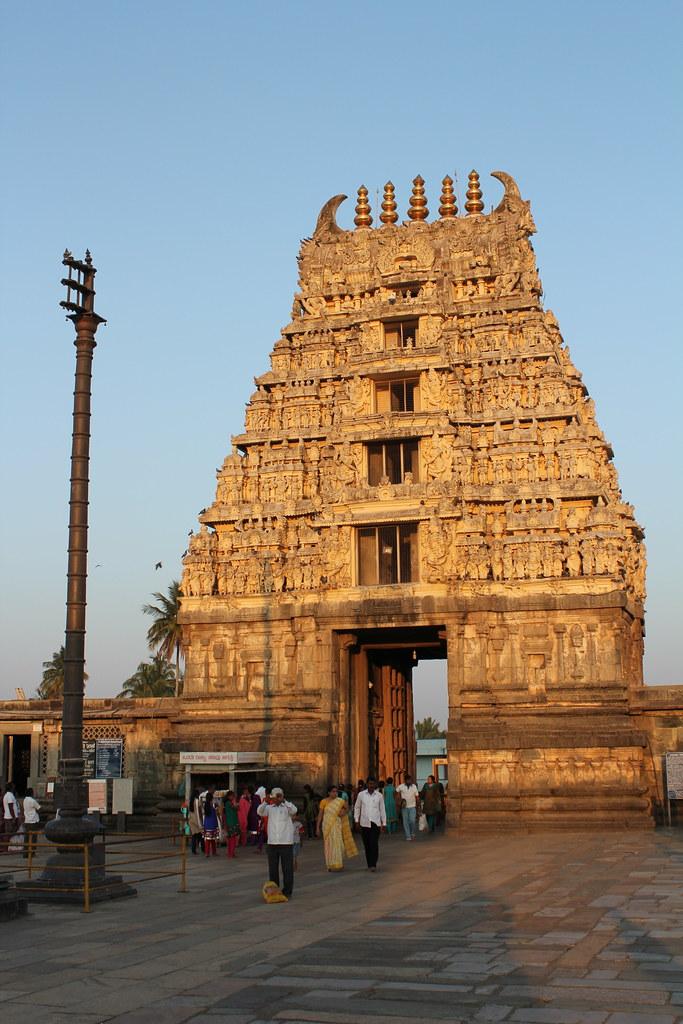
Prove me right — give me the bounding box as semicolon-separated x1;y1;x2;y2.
181;170;645;612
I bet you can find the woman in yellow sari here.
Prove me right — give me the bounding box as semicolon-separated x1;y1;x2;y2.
316;785;358;871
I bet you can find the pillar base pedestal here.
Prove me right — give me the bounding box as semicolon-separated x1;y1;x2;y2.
16;814;136;905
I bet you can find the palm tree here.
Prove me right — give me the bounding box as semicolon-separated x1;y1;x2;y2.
415;716;446;739
142;580;184;696
118;654;176;698
37;646;88;699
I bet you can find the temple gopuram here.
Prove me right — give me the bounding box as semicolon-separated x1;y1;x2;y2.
177;170;649;827
2;170;681;829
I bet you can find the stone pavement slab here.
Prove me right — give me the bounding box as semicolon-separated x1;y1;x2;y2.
2;829;683;1022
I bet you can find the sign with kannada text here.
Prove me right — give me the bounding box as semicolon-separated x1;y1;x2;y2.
179;751;265;765
82;740;97;779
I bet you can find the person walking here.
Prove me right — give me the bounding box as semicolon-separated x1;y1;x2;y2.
396;773;420;841
0;783;19;854
247;786;262;846
292;819;304;870
316;784;358;871
202;791;220;856
383;775;399;834
22;788;41;859
353;776;386;871
420;775;442;833
237;786;251;846
188;788;204;854
257;787;297;899
302;784;319;839
222;790;240;858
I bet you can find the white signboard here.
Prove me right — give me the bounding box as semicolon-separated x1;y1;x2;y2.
88;780;107;814
665;753;683;800
112;777;134;815
179;751;265;765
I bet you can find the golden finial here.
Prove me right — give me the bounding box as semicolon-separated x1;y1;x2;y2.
380;181;398;224
354;185;373;228
407;175;429;221
439;175;458;218
465;169;484;215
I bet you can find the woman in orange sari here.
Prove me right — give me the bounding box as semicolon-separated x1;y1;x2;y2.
316;785;358;871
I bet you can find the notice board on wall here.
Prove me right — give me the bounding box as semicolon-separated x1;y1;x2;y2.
88;780;107;814
82;740;97;779
95;738;123;779
112;778;133;815
666;753;683;800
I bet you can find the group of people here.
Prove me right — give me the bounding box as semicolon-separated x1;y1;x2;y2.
0;782;41;857
183;784;306;865
182;771;447;900
316;773;446;872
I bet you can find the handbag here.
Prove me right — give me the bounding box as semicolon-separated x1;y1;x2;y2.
418;813;428;832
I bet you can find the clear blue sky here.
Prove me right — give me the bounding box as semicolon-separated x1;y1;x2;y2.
1;2;681;721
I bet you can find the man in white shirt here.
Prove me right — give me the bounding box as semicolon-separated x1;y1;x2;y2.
1;782;19;854
396;773;420;841
353;776;386;871
257;787;298;898
22;787;41;859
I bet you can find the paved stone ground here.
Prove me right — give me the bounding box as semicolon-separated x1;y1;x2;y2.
1;827;683;1023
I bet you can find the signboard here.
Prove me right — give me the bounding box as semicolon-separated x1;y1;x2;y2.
179;751;265;765
88;779;107;813
112;778;133;815
83;740;97;779
95;738;123;779
665;752;683;800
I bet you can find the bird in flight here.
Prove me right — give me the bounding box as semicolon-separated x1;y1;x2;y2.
154;561;162;570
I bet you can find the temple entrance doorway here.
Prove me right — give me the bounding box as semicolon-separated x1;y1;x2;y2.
344;625;447;785
1;733;32;795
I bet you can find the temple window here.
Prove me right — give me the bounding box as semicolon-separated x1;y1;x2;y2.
384;318;419;349
357;523;419;585
366;440;419;486
374;378;420;413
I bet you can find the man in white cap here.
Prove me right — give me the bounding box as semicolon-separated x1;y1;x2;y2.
257;787;298;898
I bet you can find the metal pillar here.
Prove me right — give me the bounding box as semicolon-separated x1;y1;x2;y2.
19;252;134;903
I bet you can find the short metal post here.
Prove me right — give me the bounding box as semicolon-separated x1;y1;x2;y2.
83;844;91;913
178;832;187;893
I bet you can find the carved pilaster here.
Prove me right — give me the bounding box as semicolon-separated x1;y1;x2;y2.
585;624;599;683
553;625;566;686
446;621;465;723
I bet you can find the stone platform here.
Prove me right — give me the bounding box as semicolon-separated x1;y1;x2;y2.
1;828;683;1023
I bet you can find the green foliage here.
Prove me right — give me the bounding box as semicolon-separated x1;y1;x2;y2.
37;646;88;699
142;580;184;695
415;716;446;739
119;653;176;698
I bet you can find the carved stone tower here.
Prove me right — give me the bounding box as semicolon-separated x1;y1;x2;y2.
180;170;648;828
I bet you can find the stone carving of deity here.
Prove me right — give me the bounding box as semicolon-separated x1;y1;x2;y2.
347;375;371;416
322;525;351;587
423;431;453;480
334;441;359;490
423;368;446;410
424;515;451;581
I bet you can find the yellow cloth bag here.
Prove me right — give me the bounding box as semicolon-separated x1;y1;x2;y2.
262;881;288;903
